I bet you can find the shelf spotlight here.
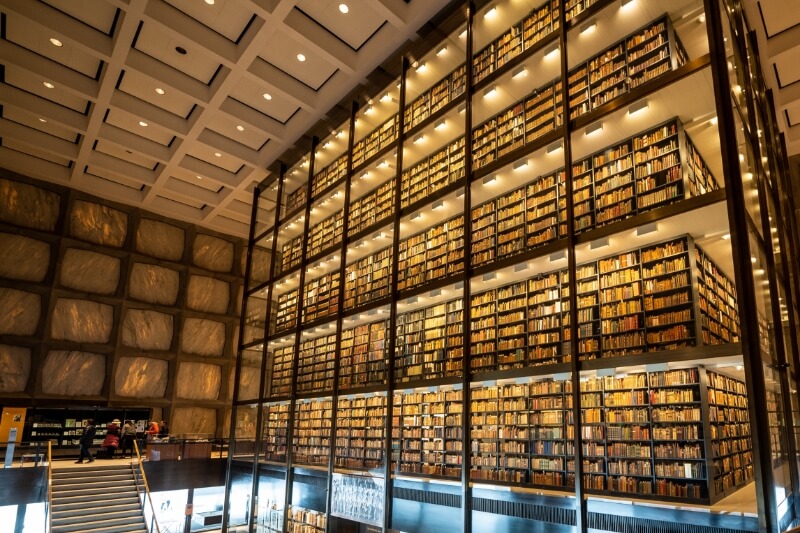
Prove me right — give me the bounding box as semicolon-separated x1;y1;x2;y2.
432;201;444;210
543;43;559;59
585;121;604;136
483;85;497;98
483;174;497;185
546;140;564;154
458;102;467;114
437;45;448;57
416;62;428;73
580;20;597;35
513;158;528;171
380;92;391;103
484;5;497;19
434;119;446;130
512;65;528;79
628;99;649;115
620;0;636;9
413;134;425;144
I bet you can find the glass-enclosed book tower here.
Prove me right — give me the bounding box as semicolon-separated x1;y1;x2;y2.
227;1;800;532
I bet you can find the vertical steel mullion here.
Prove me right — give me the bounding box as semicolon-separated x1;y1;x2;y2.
383;55;409;532
461;4;475;531
704;0;776;530
222;172;271;533
558;3;587;531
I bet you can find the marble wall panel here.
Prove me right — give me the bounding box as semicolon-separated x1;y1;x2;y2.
129;263;180;305
136;219;185;261
249;247;271;286
181;318;226;356
171;407;217;437
0;289;41;336
230;366;260;401
0;345;31;393
0;233;50;282
50;298;113;343
41;350;105;396
193;234;234;273
70;200;128;247
186;276;229;314
60;249;120;295
121;309;173;350
114;356;168;398
175;362;221;400
0;178;60;231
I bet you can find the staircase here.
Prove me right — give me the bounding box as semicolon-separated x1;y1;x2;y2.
50;463;148;533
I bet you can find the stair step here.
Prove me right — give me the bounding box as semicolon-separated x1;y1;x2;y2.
53;508;144;527
52;515;147;533
52;501;142;517
52;491;140;506
54;477;135;490
53;484;138;498
53;466;133;477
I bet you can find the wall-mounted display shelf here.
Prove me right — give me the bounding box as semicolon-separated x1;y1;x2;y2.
349;179;396;238
398;215;465;292
268;345;294;398
275;290;299;334
302;271;341;324
285;185;307;217
405;65;467;131
307;210;344;260
287;506;325;533
392;389;464;478
401;137;466;210
707;371;753;497
296;335;337;394
352;115;399;170
695;247;740;346
312;155;348;199
279;235;303;275
335;394;387;469
344;247;393;311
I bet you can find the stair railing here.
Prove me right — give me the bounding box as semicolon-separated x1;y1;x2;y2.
46;441;53;533
132;439;162;533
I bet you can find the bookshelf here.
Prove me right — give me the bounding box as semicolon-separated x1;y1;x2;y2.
262;402;289;463
398;215;464;292
339;318;390;389
293;398;333;467
335;394;387;469
267;345;294;398
395;297;464;382
302;271;340;324
274;289;299;334
392;389;464;478
344;246;392;311
348;179;396;238
706;370;753;497
279;235;303;275
401;137;466;210
296;334;336;394
307;209;344;260
695;246;740;346
312;155;348;199
287;506;325;533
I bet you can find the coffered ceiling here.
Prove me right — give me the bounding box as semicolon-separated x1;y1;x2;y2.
0;0;450;237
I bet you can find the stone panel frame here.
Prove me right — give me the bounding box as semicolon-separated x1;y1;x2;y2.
0;169;245;437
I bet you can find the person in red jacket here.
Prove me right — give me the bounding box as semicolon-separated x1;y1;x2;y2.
146;420;159;439
102;419;121;459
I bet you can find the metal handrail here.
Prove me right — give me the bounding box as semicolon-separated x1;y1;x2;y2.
47;441;53;533
133;439;162;533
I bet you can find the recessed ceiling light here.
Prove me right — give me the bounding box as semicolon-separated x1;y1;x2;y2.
263;93;273;100
139;121;148;127
297;53;306;62
204;0;214;4
236;125;245;132
175;46;187;55
214;152;222;157
39;118;47;123
339;3;349;14
196;175;203;180
155;88;165;95
43;81;54;89
49;38;63;47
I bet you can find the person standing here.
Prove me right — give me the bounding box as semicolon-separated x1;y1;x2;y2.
159;420;169;438
120;420;136;458
102;419;121;459
75;419;96;464
146;420;159;439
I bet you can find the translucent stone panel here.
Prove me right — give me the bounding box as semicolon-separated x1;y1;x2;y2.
136;219;185;261
115;356;169;398
41;350;105;396
186;275;230;314
0;178;60;231
176;362;221;400
128;263;180;305
0;233;50;282
121;309;173;350
181;318;226;356
60;248;120;295
69;200;128;247
0;345;31;392
51;298;113;343
0;288;40;335
171;406;217;436
193;234;234;273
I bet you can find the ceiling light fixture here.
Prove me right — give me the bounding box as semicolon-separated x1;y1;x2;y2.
544;43;559;59
434;119;446;130
139;121;148;127
364;104;373;115
628;99;649;115
380;92;391;103
413;134;424;144
214;152;222;157
49;38;63;47
484;5;497;19
620;0;636;9
710;116;718;125
437;45;448;57
416;62;427;73
483;85;497;98
297;53;307;62
339;3;349;14
513;159;528;171
39;118;47;123
205;0;215;4
263;93;273;100
722;233;731;240
43;81;54;89
459;28;467;39
155;87;165;95
236;125;245;132
585;121;604;136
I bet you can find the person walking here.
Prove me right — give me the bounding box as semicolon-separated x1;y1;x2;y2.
102;419;121;459
120;420;136;458
75;419;96;464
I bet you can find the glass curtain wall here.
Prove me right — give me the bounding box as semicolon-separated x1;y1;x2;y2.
228;0;800;532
